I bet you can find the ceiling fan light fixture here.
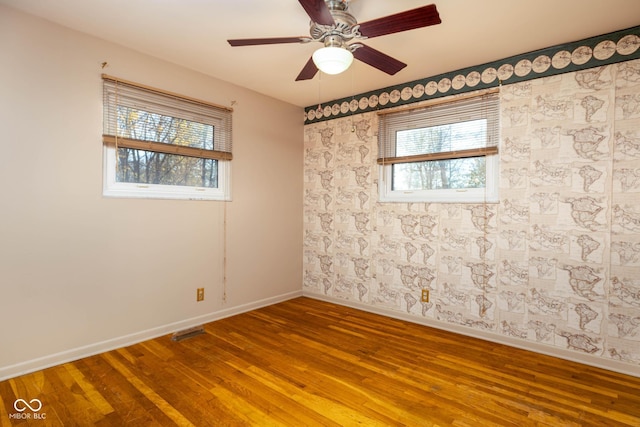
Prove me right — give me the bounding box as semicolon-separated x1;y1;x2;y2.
312;46;354;75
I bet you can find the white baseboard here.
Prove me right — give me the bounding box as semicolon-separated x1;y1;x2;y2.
5;290;636;381
304;292;640;379
0;290;302;381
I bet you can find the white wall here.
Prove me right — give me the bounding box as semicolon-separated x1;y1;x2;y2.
0;5;303;380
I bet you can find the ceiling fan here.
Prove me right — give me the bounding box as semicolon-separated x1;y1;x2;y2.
227;0;441;81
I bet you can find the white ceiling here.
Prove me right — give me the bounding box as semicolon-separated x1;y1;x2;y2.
3;0;640;107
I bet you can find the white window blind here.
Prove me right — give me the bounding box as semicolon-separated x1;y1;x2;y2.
377;91;499;165
102;75;232;161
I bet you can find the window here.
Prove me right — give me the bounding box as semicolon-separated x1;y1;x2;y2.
102;75;232;200
378;90;499;203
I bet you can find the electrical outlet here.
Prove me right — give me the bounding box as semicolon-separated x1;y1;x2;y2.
421;289;430;303
196;288;205;302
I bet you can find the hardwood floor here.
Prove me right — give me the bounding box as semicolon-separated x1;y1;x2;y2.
2;297;639;426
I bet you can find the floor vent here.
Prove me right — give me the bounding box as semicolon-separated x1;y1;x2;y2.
171;326;205;342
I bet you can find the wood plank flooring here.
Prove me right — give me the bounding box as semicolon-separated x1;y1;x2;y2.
1;297;639;426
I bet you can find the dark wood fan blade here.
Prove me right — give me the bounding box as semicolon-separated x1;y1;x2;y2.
353;44;407;75
295;57;319;81
298;0;335;26
357;4;441;39
228;37;308;47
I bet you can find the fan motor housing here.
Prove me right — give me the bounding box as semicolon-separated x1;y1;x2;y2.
309;8;359;44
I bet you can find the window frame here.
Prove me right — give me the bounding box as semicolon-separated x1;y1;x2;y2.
103;146;231;200
101;75;232;201
378;155;499;203
378;90;500;203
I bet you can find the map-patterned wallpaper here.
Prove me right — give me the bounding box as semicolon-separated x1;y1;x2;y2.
302;58;640;372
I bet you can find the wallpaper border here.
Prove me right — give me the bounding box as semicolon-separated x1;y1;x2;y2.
304;25;640;124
